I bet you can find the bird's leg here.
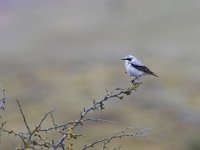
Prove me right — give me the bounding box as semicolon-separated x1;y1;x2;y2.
131;77;138;84
131;77;143;85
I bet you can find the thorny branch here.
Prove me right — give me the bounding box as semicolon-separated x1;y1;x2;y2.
1;100;56;149
16;100;32;135
82;127;152;150
40;118;116;132
0;83;148;150
0;87;8;110
53;83;141;149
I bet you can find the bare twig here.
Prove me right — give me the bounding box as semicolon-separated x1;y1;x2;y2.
0;88;8;110
1;109;57;149
38;109;55;128
112;146;122;150
16;100;31;135
1;83;144;150
1;128;28;148
51;114;57;127
82;127;152;150
39;118;116;133
53;83;141;149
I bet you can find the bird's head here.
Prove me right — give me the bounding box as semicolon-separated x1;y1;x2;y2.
121;55;135;61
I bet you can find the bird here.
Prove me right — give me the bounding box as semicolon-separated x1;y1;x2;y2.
121;55;158;83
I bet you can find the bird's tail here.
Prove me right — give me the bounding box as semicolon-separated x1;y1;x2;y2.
151;72;158;77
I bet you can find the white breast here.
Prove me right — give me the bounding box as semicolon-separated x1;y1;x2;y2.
125;61;144;77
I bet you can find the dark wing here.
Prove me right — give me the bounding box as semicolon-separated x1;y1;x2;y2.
131;63;158;77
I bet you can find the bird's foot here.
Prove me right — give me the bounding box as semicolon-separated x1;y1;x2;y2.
131;78;142;85
131;78;138;83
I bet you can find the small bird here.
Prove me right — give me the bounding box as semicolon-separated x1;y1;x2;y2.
122;55;158;83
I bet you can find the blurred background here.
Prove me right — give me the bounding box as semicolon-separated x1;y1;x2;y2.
0;0;200;149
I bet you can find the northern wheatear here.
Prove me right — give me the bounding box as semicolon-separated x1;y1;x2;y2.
122;55;158;83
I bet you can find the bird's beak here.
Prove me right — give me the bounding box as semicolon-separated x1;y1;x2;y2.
121;58;127;60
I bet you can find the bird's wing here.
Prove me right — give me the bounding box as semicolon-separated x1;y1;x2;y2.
131;58;144;66
130;63;158;77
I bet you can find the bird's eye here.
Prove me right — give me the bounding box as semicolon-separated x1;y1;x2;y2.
127;58;132;61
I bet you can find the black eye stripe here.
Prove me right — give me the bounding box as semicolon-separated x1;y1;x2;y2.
127;58;132;61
